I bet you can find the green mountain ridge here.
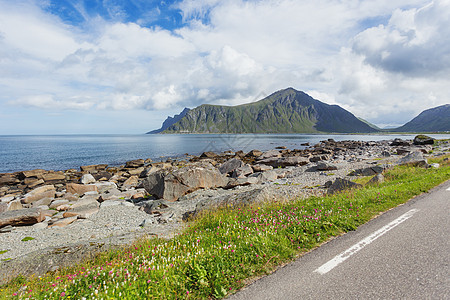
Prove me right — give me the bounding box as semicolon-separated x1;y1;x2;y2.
162;88;377;134
391;104;450;132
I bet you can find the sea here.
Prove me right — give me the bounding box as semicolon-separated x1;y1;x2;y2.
1;133;449;174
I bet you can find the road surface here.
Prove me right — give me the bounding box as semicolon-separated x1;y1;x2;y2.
229;180;450;299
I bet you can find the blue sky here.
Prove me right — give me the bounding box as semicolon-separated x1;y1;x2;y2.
0;0;449;134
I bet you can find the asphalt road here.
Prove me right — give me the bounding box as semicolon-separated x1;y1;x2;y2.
229;180;450;300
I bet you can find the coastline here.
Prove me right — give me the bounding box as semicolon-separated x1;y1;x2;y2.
0;136;449;283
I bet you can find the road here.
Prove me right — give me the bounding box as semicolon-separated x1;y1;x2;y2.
229;180;450;300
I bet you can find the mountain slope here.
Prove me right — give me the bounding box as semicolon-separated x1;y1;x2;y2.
163;88;377;134
147;108;190;134
392;104;450;132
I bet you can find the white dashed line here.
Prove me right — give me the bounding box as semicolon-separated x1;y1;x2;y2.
314;209;420;275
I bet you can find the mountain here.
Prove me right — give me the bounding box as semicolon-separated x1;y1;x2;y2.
160;88;377;134
357;117;381;131
391;104;450;132
147;108;190;134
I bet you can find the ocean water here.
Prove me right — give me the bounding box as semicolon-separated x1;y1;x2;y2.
0;134;448;173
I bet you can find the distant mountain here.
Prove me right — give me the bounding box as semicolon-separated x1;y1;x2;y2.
391;104;450;132
147;108;190;134
159;88;377;134
357;117;381;130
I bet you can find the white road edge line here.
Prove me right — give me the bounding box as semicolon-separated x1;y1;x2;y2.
314;209;420;275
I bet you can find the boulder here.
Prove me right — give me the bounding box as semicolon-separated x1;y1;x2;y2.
259;157;309;168
252;164;273;172
94;182;118;193
390;139;411;147
219;158;244;175
327;178;362;194
127;167;145;176
80;164;108;172
246;150;263;158
316;162;338;171
249;170;278;183
80;174;96;184
143;165;227;201
125;159;145;168
200;152;218;158
348;166;384;176
257;150;281;160
413;135;435;145
123;176;139;188
19;169;46;179
0;174;20;186
42;172;66;183
367;174;385;185
7;200;23;211
22;185;56;204
49;199;70;209
26;179;45;189
49;216;78;228
0;208;44;228
232;164;253;178
66;183;98;196
397;151;428;167
226;177;259;189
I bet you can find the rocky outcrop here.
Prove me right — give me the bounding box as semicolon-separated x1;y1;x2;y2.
143;165;228;201
327;178;362;194
0;208;44;227
413;135;435;145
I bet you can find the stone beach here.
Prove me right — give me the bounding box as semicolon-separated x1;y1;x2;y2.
0;135;448;284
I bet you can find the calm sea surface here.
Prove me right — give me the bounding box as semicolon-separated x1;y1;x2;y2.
1;134;448;173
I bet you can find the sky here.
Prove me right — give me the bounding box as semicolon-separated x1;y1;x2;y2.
0;0;449;134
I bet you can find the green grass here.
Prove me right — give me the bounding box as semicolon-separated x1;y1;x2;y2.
20;237;34;242
0;251;8;255
2;155;449;299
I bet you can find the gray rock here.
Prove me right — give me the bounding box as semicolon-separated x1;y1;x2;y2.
316;162;338;171
258;157;309;168
0;208;44;228
22;185;56;204
257;150;281;160
327;178;362;194
226;177;259;188
80;174;96;184
413;135;435;145
94;182;118;193
49;199;70;209
348;166;384;176
125;159;145;168
397;151;428;167
430;163;440;169
249;170;278;183
367;174;385;185
143;165;227;201
219;158;244;175
252;164;273;172
390;139;411;147
232;164;253;178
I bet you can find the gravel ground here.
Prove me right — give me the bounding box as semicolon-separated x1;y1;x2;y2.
0;154;398;276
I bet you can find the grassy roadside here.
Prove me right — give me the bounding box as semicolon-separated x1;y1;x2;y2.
1;154;449;299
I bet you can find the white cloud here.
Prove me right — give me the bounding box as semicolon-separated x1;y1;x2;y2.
0;0;449;133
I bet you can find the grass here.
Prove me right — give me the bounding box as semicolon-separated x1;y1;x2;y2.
1;154;449;299
20;237;34;242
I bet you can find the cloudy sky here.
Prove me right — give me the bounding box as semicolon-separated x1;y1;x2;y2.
0;0;449;134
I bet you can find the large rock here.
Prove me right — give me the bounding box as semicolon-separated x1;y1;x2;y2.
80;174;96;184
125;159;145;168
249;170;278;183
0;208;44;228
258;157;309;168
348;166;384;176
232;164;253;178
327;178;362;194
80;164;108;172
0;174;20;186
22;185;56;204
246;149;263;158
219;158;244;175
19;169;46;179
143;165;227;201
390;139;411;147
66;183;98;195
257;150;281;160
413;135;435;145
42;172;66;182
397;151;428;167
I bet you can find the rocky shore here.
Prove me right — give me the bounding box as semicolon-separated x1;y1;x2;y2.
0;135;448;284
